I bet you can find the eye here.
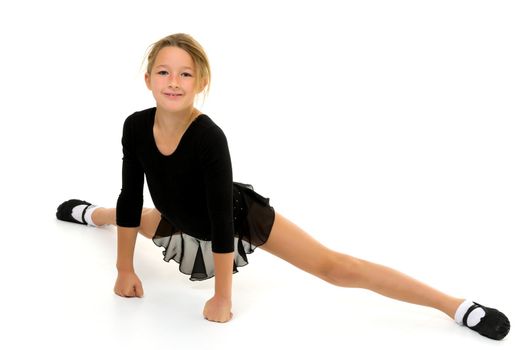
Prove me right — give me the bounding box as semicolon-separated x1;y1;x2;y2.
157;70;169;76
181;72;193;77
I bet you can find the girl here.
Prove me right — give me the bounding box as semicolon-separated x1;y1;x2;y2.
56;33;510;339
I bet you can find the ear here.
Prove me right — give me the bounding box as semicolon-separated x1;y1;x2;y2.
144;72;152;90
196;78;208;94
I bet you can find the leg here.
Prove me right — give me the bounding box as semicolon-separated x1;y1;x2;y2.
260;211;464;319
91;207;161;239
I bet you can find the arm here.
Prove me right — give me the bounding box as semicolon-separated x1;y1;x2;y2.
203;252;234;322
198;126;235;322
113;226;144;297
213;252;234;299
114;114;145;297
116;226;139;272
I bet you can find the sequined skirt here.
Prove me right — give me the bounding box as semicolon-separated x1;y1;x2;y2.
151;181;276;281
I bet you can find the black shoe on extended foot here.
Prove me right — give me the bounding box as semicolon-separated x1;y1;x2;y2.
56;199;93;225
463;301;511;340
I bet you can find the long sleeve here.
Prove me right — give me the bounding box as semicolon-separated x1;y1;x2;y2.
116;115;144;227
198;126;234;253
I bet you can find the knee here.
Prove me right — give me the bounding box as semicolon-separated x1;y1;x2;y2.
321;252;364;287
138;208;160;239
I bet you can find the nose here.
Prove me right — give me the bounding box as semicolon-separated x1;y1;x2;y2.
168;75;180;89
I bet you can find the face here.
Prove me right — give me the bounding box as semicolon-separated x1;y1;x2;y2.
145;46;203;113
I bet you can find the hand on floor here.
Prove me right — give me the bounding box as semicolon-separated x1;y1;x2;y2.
203;295;233;323
114;270;144;298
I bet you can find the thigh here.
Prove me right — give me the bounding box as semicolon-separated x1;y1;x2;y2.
260;211;336;277
138;208;162;239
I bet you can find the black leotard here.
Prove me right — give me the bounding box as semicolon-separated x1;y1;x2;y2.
116;107;234;253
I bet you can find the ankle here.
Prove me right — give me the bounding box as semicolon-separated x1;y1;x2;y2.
440;297;465;320
92;207;115;226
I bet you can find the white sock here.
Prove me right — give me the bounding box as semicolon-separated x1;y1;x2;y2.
71;204;100;227
454;299;486;327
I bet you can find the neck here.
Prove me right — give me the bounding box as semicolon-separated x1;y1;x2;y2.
154;106;200;135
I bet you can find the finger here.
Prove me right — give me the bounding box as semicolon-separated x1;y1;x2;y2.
217;315;228;323
135;284;144;298
221;313;233;323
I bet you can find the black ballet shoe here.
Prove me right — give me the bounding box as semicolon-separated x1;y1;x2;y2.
56;199;94;225
463;301;511;340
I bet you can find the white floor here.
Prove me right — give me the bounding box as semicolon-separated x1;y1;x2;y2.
2;190;522;350
1;1;524;349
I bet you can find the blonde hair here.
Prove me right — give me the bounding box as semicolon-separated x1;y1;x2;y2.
144;33;211;101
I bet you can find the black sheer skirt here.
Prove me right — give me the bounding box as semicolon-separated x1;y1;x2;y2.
152;181;276;281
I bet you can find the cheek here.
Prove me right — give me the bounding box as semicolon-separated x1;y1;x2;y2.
151;79;165;90
186;80;198;91
183;76;195;84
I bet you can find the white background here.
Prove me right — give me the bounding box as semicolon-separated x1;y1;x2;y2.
1;0;523;349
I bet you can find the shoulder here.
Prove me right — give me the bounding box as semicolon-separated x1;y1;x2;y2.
123;107;155;127
194;115;231;161
196;114;228;145
121;107;155;146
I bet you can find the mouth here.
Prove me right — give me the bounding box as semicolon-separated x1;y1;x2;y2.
163;92;183;98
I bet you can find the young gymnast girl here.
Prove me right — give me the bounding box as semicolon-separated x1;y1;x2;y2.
56;33;510;339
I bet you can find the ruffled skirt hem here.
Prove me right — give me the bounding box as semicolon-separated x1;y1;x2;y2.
151;181;275;281
152;233;260;281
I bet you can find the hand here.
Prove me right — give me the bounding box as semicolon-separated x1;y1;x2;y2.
114;270;144;298
203;295;232;323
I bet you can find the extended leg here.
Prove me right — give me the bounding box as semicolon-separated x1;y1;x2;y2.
260;211;464;319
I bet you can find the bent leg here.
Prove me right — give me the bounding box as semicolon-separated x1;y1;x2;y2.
260;211;464;319
92;207;161;239
91;207;117;226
